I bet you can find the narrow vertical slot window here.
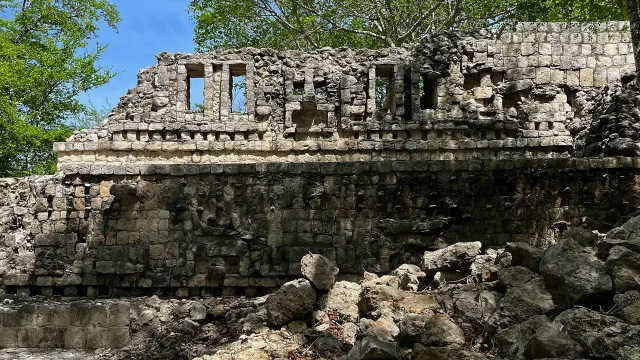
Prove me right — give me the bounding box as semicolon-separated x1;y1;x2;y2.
420;74;438;110
375;66;395;111
186;64;205;111
230;64;247;114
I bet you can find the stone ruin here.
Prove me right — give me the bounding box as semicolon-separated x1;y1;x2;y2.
1;22;640;357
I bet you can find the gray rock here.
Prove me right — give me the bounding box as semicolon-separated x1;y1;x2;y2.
342;322;359;345
189;301;207;321
423;242;482;276
396;314;430;345
320;281;362;322
392;264;425;291
301;253;339;291
359;316;399;342
523;322;585;359
346;336;401;360
555;307;640;359
470;253;508;283
412;344;488;360
606;246;640;293
358;284;439;318
266;279;316;325
539;238;612;307
495;315;551;359
506;242;544;272
614;290;640;324
421;314;466;348
498;266;535;288
452;285;502;329
485;277;555;335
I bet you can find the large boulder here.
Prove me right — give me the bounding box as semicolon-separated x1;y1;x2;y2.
539;238;612;308
266;279;316;325
606;246;640;293
554;307;640;359
485;277;555;335
422;242;482;276
495;315;551;359
346;336;402;360
301;253;339;291
451;285;502;330
421;314;466;348
522;322;585;359
396;314;430;345
506;242;544;272
320;281;362;322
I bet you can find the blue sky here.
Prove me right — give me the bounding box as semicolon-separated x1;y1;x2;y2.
79;0;199;110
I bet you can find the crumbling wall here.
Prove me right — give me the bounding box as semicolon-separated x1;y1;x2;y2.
2;158;639;296
55;23;635;173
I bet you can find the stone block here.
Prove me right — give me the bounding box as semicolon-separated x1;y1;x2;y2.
107;302;131;327
0;327;17;348
102;327;130;349
580;69;594;86
84;327;105;349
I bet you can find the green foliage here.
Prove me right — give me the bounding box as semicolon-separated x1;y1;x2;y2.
69;97;114;131
0;0;119;177
189;0;627;51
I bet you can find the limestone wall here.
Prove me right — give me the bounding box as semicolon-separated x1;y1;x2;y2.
2;158;639;296
54;23;634;173
0;300;130;349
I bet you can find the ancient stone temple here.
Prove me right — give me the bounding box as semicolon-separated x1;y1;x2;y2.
1;22;640;351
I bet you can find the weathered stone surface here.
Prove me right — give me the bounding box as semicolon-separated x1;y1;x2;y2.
358;285;439;317
495;315;551;359
391;264;425;291
266;279;316;325
396;314;430;345
523;322;585;359
359;317;399;342
555;307;640;359
539;238;612;307
606;245;640;293
420;314;466;348
498;266;535;288
485;277;555;334
412;344;488;360
506;242;544;272
615;290;640;324
451;285;502;329
301;253;339;291
320;281;362;322
346;336;401;360
422;242;482;276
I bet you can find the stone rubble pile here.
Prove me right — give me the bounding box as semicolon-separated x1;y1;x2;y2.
98;217;640;360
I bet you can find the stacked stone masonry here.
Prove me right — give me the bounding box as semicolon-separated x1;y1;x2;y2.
55;22;634;171
2;22;640;300
0;300;130;349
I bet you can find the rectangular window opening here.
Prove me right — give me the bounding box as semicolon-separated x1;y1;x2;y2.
186;64;205;111
420;74;438;110
375;66;395;111
293;81;304;96
230;64;247;114
314;80;327;97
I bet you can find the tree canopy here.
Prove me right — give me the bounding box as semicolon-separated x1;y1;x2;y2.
0;0;120;176
189;0;627;51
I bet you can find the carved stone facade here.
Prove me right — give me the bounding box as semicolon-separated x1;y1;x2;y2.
1;23;640;299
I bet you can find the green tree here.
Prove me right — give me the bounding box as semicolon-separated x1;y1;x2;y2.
0;0;119;176
189;0;627;51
